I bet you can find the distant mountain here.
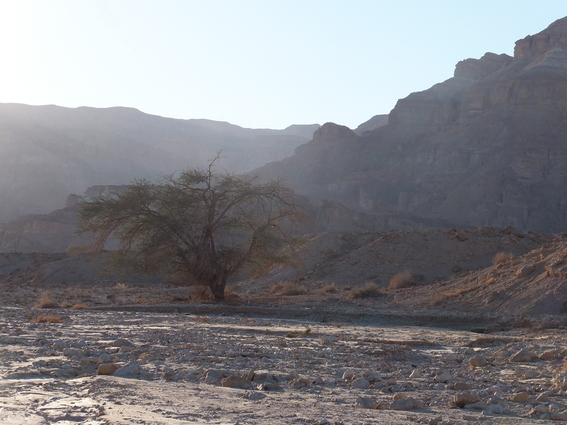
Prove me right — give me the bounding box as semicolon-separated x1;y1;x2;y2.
254;16;567;233
0;103;319;223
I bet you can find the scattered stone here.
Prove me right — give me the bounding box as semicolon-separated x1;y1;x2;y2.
484;403;509;414
464;400;487;410
409;369;422;378
536;391;552;402
516;264;536;279
111;338;135;347
509;391;530;402
352;377;370;389
97;363;120;375
342;370;356;380
469;355;488;368
434;372;452;383
356;397;378;409
452;382;473;391
454;392;480;408
243;391;267;400
113;361;142;378
509;348;536;362
390;397;424;410
540;350;561;360
551;412;567;421
221;375;251;389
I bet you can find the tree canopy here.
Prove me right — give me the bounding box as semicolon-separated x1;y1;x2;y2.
77;160;304;300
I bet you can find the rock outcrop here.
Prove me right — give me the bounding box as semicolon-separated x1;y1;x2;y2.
255;16;567;233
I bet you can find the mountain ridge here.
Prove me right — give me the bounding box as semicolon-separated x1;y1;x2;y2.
254;16;567;233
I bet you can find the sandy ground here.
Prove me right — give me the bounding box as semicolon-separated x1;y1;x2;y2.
2;306;567;424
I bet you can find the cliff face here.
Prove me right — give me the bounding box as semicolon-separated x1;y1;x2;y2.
0;104;319;223
256;17;567;233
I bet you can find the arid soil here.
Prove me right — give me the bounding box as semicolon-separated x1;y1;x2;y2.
2;228;567;424
3;306;567;424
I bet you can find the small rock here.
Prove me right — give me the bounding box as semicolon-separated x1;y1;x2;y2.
469;355;488;368
409;369;422;378
352;377;370;389
257;382;282;391
355;397;378;409
551;412;567;421
97;363;120;375
221;375;251;389
454;392;480;408
540;350;561;360
510;391;530;402
516;264;536;279
342;370;356;381
390;397;424;410
464;400;487;410
536;391;552;402
484;403;509;414
111;338;135;347
113;361;141;378
435;372;452;383
509;348;536;362
243;391;267;400
453;382;473;391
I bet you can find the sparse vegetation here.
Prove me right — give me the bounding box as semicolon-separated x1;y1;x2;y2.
35;292;60;309
32;315;63;323
191;285;215;303
493;252;514;265
389;271;417;290
272;281;309;296
70;304;88;310
77;156;304;300
319;283;338;294
349;282;385;299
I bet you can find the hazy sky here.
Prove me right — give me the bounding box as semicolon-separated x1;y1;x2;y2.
0;1;566;129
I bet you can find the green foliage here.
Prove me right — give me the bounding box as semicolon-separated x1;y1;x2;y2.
77;157;304;300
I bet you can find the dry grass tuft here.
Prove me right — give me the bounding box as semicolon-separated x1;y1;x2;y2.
319;283;338;294
493;252;514;266
70;304;88;310
33;315;63;324
272;281;309;296
389;271;417;290
349;282;386;299
35;292;60;309
191;285;214;302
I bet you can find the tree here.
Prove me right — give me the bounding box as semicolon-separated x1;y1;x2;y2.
77;158;304;300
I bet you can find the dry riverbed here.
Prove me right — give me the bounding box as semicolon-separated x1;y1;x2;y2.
2;307;567;424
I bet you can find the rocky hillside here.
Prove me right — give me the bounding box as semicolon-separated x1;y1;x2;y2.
255;17;567;233
0;103;318;223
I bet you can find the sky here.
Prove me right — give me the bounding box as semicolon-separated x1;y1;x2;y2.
0;1;566;130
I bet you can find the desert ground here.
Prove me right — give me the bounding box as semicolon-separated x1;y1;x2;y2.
3;228;567;424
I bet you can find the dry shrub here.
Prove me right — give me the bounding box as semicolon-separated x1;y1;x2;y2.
33;315;63;324
493;252;514;265
70;304;88;310
320;283;338;294
272;281;308;296
35;292;60;309
191;285;214;302
349;282;385;299
389;271;417;290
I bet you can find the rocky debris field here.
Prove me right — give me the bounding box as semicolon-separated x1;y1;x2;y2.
3;307;567;424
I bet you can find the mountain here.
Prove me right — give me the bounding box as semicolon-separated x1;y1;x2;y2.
255;17;567;233
0;103;319;223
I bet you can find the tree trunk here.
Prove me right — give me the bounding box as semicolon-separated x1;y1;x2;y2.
209;276;227;301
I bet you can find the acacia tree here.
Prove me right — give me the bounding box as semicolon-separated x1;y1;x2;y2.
77;159;303;300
